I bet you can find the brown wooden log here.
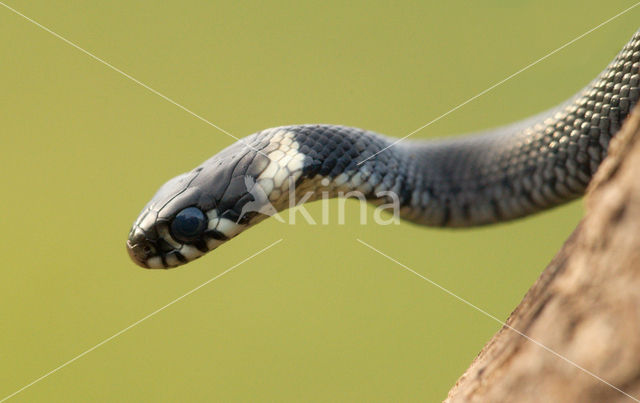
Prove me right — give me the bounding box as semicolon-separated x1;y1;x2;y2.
446;104;640;403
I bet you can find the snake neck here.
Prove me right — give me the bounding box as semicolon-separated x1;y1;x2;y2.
269;30;640;227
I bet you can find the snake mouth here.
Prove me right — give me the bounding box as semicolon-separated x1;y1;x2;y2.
127;206;241;268
126;237;198;269
126;239;151;268
127;221;222;269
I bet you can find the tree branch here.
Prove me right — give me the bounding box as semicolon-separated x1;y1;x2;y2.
446;104;640;403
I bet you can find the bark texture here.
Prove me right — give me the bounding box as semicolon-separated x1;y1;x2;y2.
446;105;640;403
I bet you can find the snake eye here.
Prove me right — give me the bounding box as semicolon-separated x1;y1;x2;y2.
170;207;207;243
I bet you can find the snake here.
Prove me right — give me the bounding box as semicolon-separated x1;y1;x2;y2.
127;30;640;269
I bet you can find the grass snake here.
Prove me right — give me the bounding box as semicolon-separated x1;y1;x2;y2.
127;29;640;269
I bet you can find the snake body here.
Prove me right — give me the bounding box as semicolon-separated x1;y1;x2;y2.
128;30;640;269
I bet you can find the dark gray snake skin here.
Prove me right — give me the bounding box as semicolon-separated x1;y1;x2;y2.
128;30;640;269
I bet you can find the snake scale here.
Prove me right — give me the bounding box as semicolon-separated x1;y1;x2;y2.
128;30;640;269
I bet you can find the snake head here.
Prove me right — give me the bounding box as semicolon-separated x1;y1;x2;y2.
126;139;279;269
127;128;317;268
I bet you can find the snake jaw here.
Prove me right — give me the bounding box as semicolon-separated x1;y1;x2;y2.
126;208;252;269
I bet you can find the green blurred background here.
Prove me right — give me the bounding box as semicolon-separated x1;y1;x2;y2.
1;1;638;401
